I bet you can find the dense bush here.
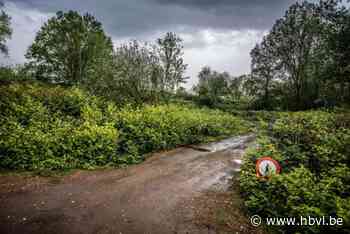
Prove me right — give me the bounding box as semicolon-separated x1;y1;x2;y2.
0;82;250;171
0;83;119;170
115;104;250;161
0;66;33;84
240;111;350;233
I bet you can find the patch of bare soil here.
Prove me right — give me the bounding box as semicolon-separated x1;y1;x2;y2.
0;135;260;234
183;177;266;234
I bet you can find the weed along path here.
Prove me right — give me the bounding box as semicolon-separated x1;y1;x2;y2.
0;134;259;234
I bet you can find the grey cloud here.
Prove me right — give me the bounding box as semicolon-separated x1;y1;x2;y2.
155;0;289;9
8;0;296;39
1;1;271;87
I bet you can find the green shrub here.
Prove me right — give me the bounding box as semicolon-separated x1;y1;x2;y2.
115;104;251;160
1;119;118;170
0;83;119;170
240;111;350;233
0;82;251;171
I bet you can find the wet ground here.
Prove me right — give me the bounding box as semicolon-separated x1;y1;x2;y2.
0;134;257;234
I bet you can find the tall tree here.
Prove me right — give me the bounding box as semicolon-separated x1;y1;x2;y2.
322;0;350;103
226;74;250;106
194;66;228;106
26;11;113;84
252;1;324;109
157;32;188;93
250;34;281;109
112;40;162;104
0;2;12;55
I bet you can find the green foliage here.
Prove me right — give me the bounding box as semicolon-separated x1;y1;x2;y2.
99;40;162;104
272;112;349;174
115;104;250;161
157;32;188;92
0;83;118;171
0;65;34;83
84;33;188;105
247;0;350;110
25;10;113;85
0;2;12;55
0;82;250;171
193;67;251;109
240;111;350;233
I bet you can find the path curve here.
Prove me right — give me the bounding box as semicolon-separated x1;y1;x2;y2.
0;134;255;234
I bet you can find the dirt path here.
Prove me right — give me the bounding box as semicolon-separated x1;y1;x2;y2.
0;135;257;234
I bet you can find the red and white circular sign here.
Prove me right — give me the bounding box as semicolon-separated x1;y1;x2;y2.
256;157;281;178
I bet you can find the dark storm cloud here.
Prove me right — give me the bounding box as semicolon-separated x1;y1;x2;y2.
156;0;287;9
8;0;296;39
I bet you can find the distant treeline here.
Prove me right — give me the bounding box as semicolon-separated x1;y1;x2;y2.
0;8;188;105
194;0;350;111
0;1;350;111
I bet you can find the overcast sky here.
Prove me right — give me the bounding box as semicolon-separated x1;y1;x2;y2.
1;0;297;88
